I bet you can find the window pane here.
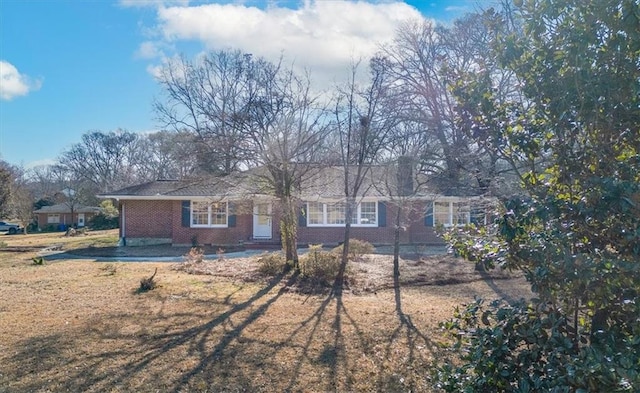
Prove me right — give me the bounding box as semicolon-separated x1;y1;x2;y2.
434;202;450;225
359;202;377;225
307;202;323;225
47;214;60;224
327;202;346;224
192;201;209;225
453;202;470;225
211;203;227;225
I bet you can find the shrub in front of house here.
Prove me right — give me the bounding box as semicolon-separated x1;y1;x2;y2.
332;239;374;261
299;244;343;285
257;252;287;276
88;213;119;230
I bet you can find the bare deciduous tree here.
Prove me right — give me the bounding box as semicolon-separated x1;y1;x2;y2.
155;51;262;175
382;17;516;195
58;129;139;193
332;58;397;271
0;160;13;218
135;130;199;180
244;66;330;268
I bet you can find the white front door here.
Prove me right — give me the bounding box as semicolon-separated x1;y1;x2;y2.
253;203;272;239
78;213;85;227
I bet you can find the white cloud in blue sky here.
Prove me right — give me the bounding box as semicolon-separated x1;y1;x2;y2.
143;1;424;86
445;5;472;13
0;0;491;168
0;61;42;101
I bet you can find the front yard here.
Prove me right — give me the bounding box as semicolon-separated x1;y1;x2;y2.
0;230;531;392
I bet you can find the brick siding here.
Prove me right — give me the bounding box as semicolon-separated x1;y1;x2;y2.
171;200;253;246
121;200;173;239
120;199;442;247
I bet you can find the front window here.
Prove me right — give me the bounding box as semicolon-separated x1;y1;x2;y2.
307;201;377;227
191;201;228;227
47;214;60;224
453;202;470;225
433;200;470;227
307;202;324;225
327;203;346;225
358;202;377;225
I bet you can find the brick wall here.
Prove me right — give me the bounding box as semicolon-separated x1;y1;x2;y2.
122;200;173;239
171;200;253;246
120;199;442;247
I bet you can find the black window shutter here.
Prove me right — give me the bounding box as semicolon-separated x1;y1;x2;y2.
378;201;386;227
228;202;236;227
181;200;190;227
425;201;434;227
298;204;307;227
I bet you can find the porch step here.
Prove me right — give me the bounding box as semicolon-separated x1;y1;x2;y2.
244;241;281;250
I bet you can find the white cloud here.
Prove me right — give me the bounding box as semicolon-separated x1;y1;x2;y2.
444;5;471;13
0;61;42;101
24;158;56;170
136;41;166;59
146;1;425;86
146;63;165;79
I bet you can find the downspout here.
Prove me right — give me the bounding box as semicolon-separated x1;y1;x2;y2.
120;201;126;246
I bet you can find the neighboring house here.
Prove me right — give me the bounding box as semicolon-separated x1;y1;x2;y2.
33;204;102;229
100;166;492;247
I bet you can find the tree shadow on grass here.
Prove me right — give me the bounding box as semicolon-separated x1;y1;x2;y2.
3;272;291;392
3;265;441;392
374;266;438;392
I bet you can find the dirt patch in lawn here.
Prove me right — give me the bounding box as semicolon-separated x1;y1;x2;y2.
0;233;532;393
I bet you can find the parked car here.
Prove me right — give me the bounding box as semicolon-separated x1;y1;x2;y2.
0;221;21;234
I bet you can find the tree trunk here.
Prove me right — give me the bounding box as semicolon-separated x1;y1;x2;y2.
279;196;299;270
338;196;356;285
393;204;402;280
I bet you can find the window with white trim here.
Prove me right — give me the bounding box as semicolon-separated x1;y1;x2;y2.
307;202;324;225
191;201;228;227
306;201;377;227
358;201;377;225
327;203;346;225
47;214;60;224
433;200;470;226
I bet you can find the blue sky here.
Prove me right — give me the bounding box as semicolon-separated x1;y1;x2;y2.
0;0;492;169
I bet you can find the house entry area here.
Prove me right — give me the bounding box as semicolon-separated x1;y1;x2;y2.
253;203;272;239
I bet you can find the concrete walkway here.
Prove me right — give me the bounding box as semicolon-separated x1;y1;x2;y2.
41;249;268;263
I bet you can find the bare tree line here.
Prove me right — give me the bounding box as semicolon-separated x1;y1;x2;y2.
5;5;524;255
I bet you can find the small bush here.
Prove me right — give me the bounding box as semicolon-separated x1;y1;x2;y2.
138;268;158;292
88;213;119;230
300;245;342;284
257;252;287;276
332;239;374;261
184;247;204;264
32;256;45;265
174;247;210;275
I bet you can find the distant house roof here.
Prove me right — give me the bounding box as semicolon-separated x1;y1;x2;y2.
100;165;441;201
33;204;102;214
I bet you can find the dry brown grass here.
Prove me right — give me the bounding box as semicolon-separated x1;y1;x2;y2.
0;231;531;392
